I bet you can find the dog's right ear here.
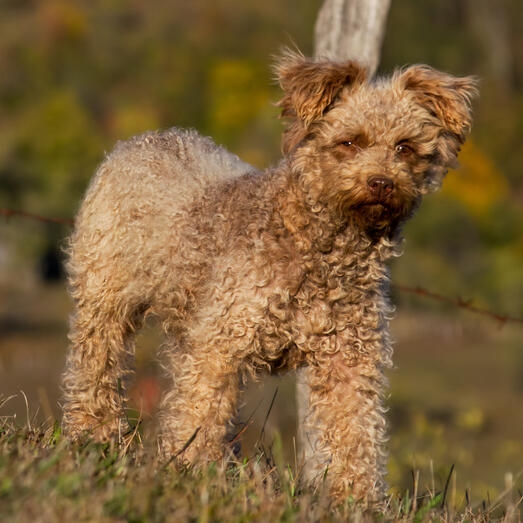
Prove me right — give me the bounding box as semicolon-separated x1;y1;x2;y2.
275;50;367;153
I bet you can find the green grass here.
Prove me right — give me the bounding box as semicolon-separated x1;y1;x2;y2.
0;411;520;522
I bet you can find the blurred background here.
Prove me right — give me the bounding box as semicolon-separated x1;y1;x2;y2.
0;0;521;502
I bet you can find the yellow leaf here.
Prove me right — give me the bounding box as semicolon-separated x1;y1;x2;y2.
442;141;508;217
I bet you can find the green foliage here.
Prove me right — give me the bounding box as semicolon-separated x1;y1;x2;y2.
10;89;103;215
0;0;320;211
205;58;281;166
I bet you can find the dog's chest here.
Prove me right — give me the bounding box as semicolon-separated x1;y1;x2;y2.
254;244;385;361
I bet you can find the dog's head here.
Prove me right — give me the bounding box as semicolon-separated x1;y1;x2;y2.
276;50;478;236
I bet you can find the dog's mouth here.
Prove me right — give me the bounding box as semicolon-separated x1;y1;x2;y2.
347;196;419;237
357;200;390;210
335;196;393;223
332;186;420;236
352;201;393;221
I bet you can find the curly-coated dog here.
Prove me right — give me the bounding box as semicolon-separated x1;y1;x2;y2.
62;51;477;504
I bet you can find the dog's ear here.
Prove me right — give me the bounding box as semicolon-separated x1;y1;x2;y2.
398;65;478;165
276;51;366;125
275;50;367;153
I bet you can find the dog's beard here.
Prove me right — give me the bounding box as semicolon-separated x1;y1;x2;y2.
354;201;394;224
335;191;420;237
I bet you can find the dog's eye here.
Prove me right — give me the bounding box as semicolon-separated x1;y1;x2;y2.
339;137;365;151
337;140;362;159
395;143;415;157
336;135;368;158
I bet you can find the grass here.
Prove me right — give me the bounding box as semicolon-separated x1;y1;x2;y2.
0;407;520;522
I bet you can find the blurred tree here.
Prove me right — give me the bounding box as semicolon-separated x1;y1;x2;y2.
314;0;390;75
464;0;514;94
206;59;269;144
7;89;103;216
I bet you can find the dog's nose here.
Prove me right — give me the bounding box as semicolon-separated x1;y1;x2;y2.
367;176;394;199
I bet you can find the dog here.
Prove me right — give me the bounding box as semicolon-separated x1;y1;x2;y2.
62;50;477;504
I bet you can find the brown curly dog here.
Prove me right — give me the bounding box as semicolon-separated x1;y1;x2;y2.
62;50;477;504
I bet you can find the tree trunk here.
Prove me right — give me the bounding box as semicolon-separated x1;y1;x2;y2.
464;0;513;93
314;0;391;76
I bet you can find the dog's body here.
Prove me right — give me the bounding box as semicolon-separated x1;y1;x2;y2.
62;52;476;503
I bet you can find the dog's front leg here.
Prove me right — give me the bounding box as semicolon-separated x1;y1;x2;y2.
298;347;389;506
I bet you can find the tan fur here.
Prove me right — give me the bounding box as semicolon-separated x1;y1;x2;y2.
62;50;477;505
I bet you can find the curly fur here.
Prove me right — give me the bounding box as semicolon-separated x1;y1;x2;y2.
62;50;477;505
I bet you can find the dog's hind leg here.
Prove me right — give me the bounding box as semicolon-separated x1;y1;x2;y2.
62;294;140;443
156;296;254;465
157;335;243;464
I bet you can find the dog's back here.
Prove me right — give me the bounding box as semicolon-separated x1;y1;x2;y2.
73;127;251;236
67;128;252;305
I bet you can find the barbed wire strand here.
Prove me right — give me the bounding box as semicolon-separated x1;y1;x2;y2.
0;208;73;226
1;207;522;326
393;284;523;327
